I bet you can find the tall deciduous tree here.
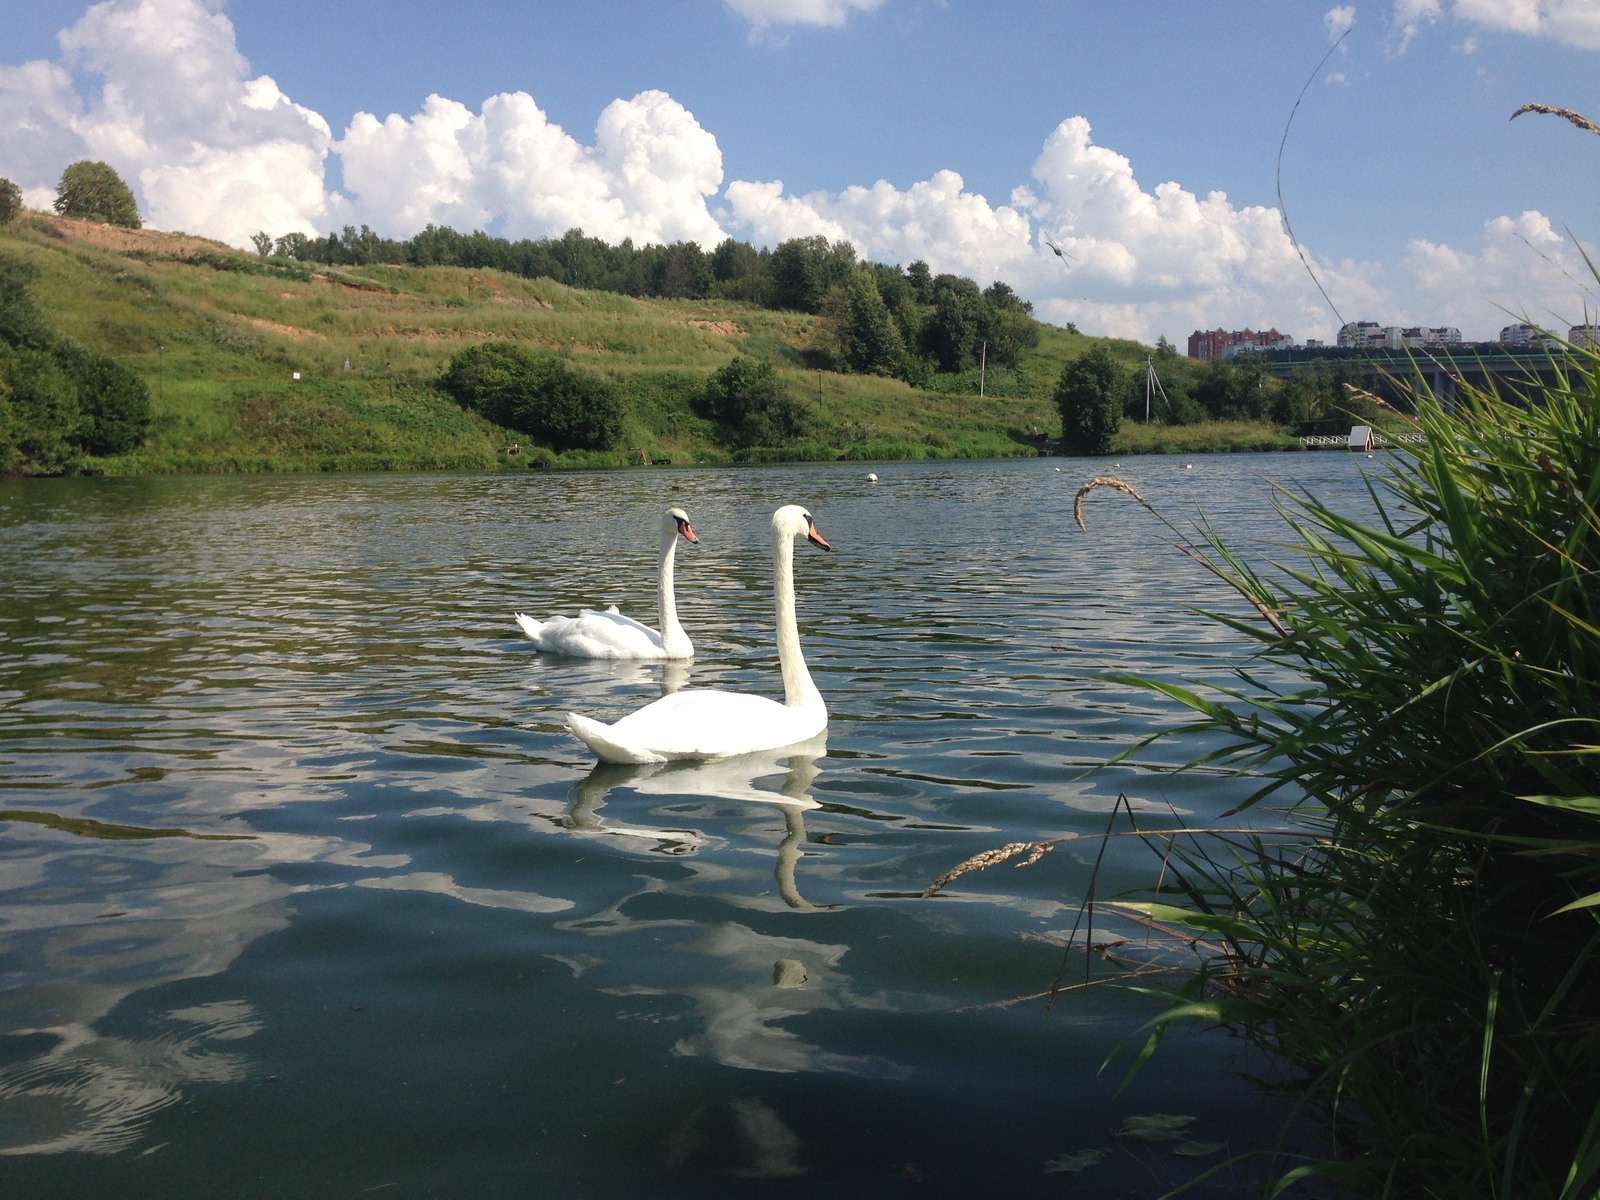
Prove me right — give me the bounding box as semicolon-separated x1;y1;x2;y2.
53;161;141;228
1056;346;1124;455
827;271;905;375
922;274;983;372
767;236;855;313
0;179;22;225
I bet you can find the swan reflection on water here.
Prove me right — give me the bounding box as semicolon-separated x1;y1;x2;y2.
566;736;830;910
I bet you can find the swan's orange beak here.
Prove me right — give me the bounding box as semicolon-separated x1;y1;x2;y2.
676;518;699;544
806;521;830;551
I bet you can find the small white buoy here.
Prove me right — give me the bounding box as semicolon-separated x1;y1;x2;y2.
1183;463;1193;470
1366;453;1374;459
1053;467;1061;472
866;472;878;483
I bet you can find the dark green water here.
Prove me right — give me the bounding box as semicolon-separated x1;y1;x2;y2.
0;454;1374;1197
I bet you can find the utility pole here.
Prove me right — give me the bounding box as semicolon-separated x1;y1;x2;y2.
979;340;987;398
157;342;164;404
1143;356;1171;423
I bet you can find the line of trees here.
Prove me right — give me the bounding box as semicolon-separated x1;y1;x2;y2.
256;223;1041;388
1056;344;1388;454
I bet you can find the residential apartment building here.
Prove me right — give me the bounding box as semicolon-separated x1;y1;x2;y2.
1187;327;1295;360
1500;323;1541;345
1338;322;1463;349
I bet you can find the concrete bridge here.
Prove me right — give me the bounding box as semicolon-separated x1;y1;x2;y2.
1255;347;1564;410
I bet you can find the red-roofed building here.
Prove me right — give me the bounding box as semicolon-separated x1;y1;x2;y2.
1187;328;1295;360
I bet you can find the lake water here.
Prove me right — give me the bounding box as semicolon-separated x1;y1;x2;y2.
0;453;1378;1197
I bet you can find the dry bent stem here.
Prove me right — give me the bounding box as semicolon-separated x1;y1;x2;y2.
1073;476;1152;532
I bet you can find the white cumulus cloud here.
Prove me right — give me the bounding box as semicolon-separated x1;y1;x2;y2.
0;0;1589;345
726;169;1035;285
725;117;1351;344
1402;210;1597;331
0;0;728;250
338;88;726;247
0;0;339;245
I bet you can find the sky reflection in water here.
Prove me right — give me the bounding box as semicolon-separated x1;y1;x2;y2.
0;454;1380;1196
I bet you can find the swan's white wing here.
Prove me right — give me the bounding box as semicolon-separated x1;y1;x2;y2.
570;689;827;762
582;607;660;639
517;609;665;659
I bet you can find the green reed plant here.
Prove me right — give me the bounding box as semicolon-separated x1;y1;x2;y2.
1094;335;1600;1197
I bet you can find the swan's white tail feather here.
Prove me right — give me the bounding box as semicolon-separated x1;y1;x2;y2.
514;613;544;643
565;713;667;765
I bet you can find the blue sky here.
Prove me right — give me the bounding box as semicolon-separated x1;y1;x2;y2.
3;0;1597;343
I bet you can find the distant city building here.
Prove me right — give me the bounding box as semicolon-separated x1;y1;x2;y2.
1337;321;1386;349
1339;322;1463;350
1304;338;1326;349
1570;324;1600;348
1187;327;1296;360
1500;323;1543;345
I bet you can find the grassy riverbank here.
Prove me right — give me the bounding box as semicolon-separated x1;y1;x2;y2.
3;213;1301;474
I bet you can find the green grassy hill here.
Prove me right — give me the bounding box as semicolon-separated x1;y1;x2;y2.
3;213;1278;474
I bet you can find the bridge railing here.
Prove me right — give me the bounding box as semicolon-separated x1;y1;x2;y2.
1299;431;1427;449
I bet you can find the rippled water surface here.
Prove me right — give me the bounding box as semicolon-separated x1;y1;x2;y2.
0;454;1380;1197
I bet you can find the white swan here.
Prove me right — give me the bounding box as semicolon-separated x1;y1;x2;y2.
514;507;698;659
566;505;830;763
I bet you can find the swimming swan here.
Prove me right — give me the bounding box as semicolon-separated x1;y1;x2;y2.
515;507;698;659
565;505;830;763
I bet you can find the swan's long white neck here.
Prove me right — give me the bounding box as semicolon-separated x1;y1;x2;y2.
773;527;824;711
657;523;690;657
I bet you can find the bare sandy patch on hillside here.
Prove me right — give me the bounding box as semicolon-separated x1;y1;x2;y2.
246;317;325;341
34;212;243;260
688;319;743;337
372;326;500;342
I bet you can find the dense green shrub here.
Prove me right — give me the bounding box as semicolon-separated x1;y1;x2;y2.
53;161;141;228
0;252;151;473
0;254;50;347
1055;345;1124;454
55;341;152;455
440;342;622;452
695;357;812;447
0;347;80;475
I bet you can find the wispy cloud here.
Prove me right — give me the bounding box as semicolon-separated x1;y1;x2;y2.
1393;0;1600;52
724;0;886;34
1325;5;1358;41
